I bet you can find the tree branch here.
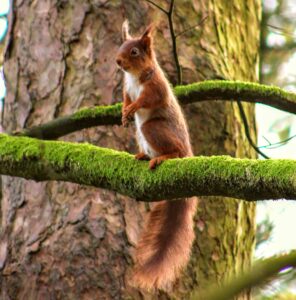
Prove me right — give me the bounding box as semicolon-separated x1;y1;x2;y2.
175;16;208;38
0;134;295;201
259;133;296;149
267;24;296;38
16;80;296;140
193;251;296;300
174;80;296;113
144;0;182;84
166;0;182;85
236;101;269;159
144;0;168;14
15;103;122;139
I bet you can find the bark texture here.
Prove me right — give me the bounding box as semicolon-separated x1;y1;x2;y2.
1;0;260;299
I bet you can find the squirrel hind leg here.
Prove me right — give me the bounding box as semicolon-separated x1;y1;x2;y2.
141;119;188;170
135;152;150;160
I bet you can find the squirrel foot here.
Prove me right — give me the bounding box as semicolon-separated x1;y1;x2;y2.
149;153;180;170
135;152;150;160
149;157;164;169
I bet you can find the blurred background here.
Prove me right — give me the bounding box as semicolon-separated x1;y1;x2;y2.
255;0;296;298
0;0;295;298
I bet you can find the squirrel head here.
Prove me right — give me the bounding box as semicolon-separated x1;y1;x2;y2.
116;21;154;75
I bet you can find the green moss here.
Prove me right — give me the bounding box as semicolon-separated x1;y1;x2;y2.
0;134;41;161
71;103;122;121
174;80;296;103
0;134;295;201
17;80;296;141
70;80;296;121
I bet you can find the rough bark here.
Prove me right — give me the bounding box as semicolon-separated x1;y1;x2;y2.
0;134;295;201
177;1;260;299
1;1;260;299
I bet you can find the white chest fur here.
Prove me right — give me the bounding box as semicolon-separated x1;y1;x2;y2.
124;72;143;102
124;72;157;158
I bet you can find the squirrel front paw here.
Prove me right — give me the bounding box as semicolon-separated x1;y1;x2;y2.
123;103;138;121
122;115;130;127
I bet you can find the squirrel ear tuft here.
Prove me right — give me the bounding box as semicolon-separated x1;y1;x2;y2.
141;24;154;38
140;24;154;53
122;20;131;41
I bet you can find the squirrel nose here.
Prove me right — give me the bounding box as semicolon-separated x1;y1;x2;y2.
116;58;122;66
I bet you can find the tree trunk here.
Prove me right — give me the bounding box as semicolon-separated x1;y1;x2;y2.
1;0;260;299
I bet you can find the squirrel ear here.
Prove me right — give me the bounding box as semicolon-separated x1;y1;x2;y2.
141;24;154;38
122;20;131;41
140;24;154;53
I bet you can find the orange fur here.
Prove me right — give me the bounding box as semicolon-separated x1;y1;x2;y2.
116;21;197;291
133;198;197;290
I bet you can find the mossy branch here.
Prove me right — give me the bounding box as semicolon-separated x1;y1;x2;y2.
193;251;296;300
15;103;122;140
0;134;295;201
16;80;296;140
174;80;296;113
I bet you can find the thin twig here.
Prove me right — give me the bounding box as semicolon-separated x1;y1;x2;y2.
262;135;272;146
144;0;168;14
175;15;208;38
259;133;296;149
167;0;182;84
236;101;270;159
267;24;296;38
144;0;182;84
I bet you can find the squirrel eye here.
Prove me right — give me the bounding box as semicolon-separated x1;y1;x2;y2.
130;47;140;57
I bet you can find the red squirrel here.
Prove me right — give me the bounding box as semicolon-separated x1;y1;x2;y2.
116;21;197;290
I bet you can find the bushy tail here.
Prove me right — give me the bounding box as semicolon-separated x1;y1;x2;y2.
132;197;197;291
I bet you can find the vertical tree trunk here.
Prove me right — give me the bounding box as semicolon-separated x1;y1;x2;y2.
1;1;260;299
